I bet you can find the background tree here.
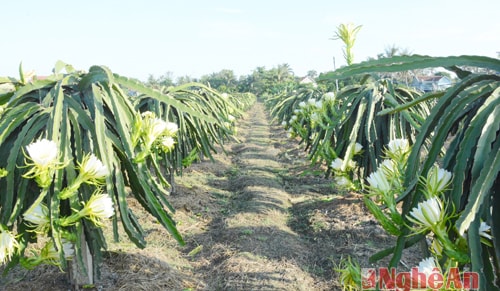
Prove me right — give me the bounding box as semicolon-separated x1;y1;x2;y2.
306;70;318;79
146;71;175;89
247;66;271;96
376;45;414;85
237;74;254;93
176;75;197;85
200;69;238;92
270;63;294;83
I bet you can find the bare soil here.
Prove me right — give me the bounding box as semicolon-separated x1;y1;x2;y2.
0;102;423;290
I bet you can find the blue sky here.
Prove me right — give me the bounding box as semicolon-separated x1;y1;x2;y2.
1;0;499;81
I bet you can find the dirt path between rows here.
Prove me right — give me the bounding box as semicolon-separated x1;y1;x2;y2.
161;101;422;290
178;101;329;290
1;101;423;291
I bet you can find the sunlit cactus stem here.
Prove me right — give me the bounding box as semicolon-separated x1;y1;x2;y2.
331;23;362;66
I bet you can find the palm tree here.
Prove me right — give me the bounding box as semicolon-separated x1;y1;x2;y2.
377;45;414;85
306;70;318;79
273;63;294;83
378;44;411;59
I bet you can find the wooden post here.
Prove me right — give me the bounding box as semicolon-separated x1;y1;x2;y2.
68;231;93;288
169;166;176;194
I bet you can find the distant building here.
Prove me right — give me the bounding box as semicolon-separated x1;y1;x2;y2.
412;75;452;92
299;76;317;87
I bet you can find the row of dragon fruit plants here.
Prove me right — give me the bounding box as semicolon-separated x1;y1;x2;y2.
266;54;500;290
0;62;255;285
